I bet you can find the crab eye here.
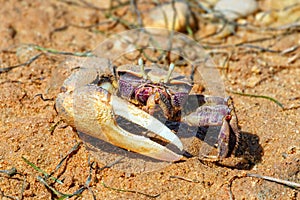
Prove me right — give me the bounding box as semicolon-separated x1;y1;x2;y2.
138;58;148;79
164;63;175;83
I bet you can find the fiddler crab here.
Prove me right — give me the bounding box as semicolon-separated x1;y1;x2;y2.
56;58;239;162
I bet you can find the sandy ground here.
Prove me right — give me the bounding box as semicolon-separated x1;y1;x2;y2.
0;0;299;199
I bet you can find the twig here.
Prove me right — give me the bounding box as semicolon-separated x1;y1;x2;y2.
227;90;284;109
280;44;300;55
0;167;18;177
169;175;200;183
48;120;62;134
239;44;281;53
58;0;130;11
0;53;42;74
23;143;95;199
246;173;300;189
33;45;93;57
226;172;300;199
83;157;96;200
34;93;54;101
0;167;27;200
37;176;72;198
22;157;63;184
0;190;17;200
98;157;125;171
19;175;26;200
69;20;114;29
1;44;94;74
130;0;143;28
104;8;137;29
98;157;159;198
200;25;298;53
101;181;160;198
50;142;82;177
171;0;177;32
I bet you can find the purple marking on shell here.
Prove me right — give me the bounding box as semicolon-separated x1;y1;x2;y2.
199;111;222;125
171;92;189;107
118;79;135;99
209;113;219;124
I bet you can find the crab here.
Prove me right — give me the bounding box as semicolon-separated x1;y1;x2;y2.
55;58;239;162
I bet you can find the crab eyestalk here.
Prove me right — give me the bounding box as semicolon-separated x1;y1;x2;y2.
164;63;175;83
138;58;148;79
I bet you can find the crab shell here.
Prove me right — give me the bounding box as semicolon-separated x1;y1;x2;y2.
115;64;193;119
115;64;239;159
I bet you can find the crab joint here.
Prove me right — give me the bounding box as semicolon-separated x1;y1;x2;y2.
138;58;148;79
164;63;175;83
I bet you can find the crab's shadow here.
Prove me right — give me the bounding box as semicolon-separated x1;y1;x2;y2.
232;131;263;170
77;131;163;163
78;129;263;171
75;114;263;171
174;123;263;170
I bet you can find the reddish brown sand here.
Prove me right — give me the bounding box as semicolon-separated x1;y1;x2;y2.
0;1;299;199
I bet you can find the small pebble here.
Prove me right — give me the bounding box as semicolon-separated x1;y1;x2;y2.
16;45;36;63
215;23;236;38
255;11;276;26
143;2;197;32
251;65;261;74
214;0;258;20
125;172;134;178
244;76;261;88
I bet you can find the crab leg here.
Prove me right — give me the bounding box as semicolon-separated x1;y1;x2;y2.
56;84;183;162
217;117;231;158
181;95;239;159
182;104;231;127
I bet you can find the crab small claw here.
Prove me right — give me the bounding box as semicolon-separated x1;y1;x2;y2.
182;104;231;127
56;84;183;162
181;97;238;158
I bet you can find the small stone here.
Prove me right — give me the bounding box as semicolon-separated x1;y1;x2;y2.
125;172;134;178
143;2;197;32
215;23;236;38
16;45;37;63
7;25;17;38
214;0;258;20
244;76;261;88
255;11;276;26
251;65;261;74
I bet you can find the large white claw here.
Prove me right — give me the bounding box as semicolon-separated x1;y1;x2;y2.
111;96;183;151
56;84;183;162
